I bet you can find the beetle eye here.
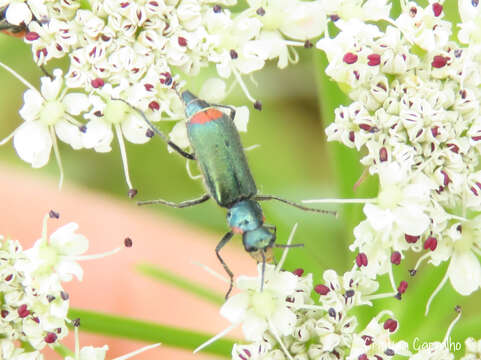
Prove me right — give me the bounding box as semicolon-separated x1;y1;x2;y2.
227;211;231;218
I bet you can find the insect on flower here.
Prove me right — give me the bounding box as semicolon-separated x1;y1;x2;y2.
132;90;336;298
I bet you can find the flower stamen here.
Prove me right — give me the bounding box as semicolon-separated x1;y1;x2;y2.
191;260;230;283
442;306;462;344
114;123;135;195
268;319;293;360
425;269;449;315
193;323;238;354
50;126;64;189
231;66;256;104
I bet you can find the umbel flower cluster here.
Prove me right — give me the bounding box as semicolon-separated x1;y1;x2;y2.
302;0;481;312
0;213;156;359
0;0;326;192
205;262;478;360
0;214;84;358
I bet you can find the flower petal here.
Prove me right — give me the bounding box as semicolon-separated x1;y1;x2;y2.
233;106;249;133
199;78;226;104
448;251;481;296
40;72;63;101
55;121;83;149
78;345;109;360
279;1;325;40
19;89;43;122
168;121;190;151
5;2;32;25
56;259;84;282
393;205;429;236
63;93;90;115
13;121;52;168
363;203;394;231
50;222;89;256
242;309;268;341
121;113;150;144
270;307;296;337
82;119;113;152
220;292;249;323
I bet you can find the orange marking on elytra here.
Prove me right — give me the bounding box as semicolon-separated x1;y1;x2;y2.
190;108;224;124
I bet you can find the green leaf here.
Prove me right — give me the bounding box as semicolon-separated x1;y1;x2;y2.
68;308;233;357
136;263;225;305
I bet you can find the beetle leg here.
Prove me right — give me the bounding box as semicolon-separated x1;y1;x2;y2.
255;194;337;216
113;97;196;160
216;231;234;299
137;193;210;207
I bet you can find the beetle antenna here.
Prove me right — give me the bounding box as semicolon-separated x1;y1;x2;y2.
172;83;182;101
255;194;337;217
274;243;304;248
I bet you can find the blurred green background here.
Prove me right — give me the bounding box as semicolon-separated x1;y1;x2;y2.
0;14;480;357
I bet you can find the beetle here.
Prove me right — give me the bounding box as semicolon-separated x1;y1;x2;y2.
134;91;334;298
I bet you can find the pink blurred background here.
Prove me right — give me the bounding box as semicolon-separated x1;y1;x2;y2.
0;163;255;359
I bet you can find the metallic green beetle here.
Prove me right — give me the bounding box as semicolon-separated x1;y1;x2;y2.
138;91;332;298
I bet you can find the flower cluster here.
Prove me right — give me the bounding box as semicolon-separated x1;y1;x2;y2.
309;0;481;310
197;261;481;360
0;0;329;193
0;214;83;358
0;212;149;359
202;263;412;360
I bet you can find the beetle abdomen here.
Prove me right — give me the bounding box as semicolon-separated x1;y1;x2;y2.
187;110;257;208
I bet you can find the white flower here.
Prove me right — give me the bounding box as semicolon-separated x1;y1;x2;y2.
82;82;152;191
25;220;88;283
446;218;481;296
458;0;481;48
231;339;273;360
348;314;410;360
65;345;108;360
17;69;87;154
199;78;227;103
0;340;43;360
364;162;432;238
0;67;88;187
318;269;378;312
320;0;392;22
0;231;70;351
462;338;481;360
220;264;299;341
395;1;451;52
316;19;383;88
0;1;32;26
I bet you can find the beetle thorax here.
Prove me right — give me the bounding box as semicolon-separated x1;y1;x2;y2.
227;199;263;234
